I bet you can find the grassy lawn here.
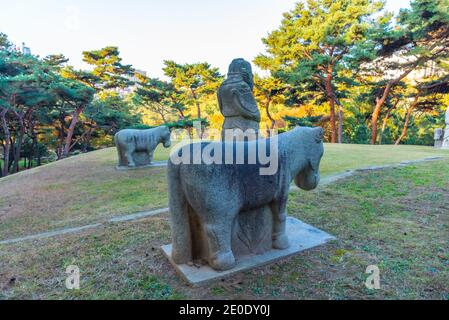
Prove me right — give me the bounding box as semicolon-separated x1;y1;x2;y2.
0;146;170;240
0;159;448;299
0;144;448;240
319;144;449;176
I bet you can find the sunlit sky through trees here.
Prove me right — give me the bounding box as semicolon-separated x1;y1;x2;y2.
0;0;411;78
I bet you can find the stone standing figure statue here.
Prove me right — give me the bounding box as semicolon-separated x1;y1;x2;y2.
443;106;449;149
218;58;261;141
434;128;444;148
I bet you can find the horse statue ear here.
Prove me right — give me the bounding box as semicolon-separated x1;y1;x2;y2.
314;127;324;143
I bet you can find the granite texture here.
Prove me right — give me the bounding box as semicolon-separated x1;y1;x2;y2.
162;217;335;286
114;126;171;168
218;58;261;141
167;126;324;271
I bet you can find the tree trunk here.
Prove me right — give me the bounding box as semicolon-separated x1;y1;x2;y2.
395;107;413;146
63;106;83;158
371;82;393;145
371;64;417;145
379;98;400;145
265;98;275;136
27;122;36;169
160;113;168;124
338;105;343;144
82;128;94;153
28;138;35;169
177;107;186;120
56;119;65;160
325;75;337;143
8;137;14;172
379;109;392;145
395;96;420;146
37;151;42;166
0;141;3;177
71;124;96;154
191;89;201;119
176;109;192;137
12;119;25;173
0;110;11;177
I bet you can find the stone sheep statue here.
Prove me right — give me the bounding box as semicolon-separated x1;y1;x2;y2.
167;126;324;271
115;126;171;169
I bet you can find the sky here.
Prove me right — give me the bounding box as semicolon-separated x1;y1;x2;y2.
0;0;411;78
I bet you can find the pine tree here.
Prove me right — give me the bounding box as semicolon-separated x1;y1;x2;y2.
255;0;386;143
163;61;223;120
369;0;449;144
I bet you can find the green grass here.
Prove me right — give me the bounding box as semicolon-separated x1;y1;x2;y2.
0;145;170;239
0;144;448;240
319;144;449;177
0;159;448;299
0;159;46;172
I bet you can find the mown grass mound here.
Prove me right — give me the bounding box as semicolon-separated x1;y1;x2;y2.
0;144;448;240
1;159;448;299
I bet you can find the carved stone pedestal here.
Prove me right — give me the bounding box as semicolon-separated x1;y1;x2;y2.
162;217;335;286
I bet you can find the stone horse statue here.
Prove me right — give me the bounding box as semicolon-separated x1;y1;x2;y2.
167;126;324;271
115;126;171;168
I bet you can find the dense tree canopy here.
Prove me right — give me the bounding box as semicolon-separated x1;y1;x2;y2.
368;0;449;143
0;0;448;177
255;0;387;143
163;61;223;119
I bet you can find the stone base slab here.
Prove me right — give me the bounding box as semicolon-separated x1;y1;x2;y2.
116;161;167;171
161;217;336;286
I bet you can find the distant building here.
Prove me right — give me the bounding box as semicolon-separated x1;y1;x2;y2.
21;42;31;55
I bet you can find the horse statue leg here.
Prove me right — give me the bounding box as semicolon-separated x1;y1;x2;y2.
125;146;136;167
202;206;239;271
270;198;290;250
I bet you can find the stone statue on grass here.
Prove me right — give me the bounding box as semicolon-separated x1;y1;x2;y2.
443;107;449;149
167;126;324;271
435;128;444;148
435;107;449;149
218;58;261;141
115;126;171;169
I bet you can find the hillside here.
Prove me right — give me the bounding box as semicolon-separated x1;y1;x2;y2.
0;144;448;241
1;144;448;299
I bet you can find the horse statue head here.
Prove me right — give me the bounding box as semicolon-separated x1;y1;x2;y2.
294;127;325;191
160;126;172;148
